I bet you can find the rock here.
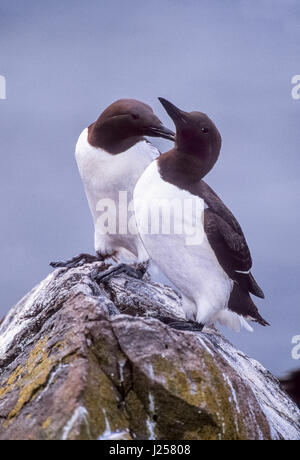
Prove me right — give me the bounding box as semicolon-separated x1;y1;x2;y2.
0;263;299;440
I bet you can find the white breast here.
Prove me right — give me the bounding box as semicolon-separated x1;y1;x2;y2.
134;160;234;324
75;129;158;260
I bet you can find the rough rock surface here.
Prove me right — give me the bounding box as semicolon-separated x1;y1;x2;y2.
0;263;299;440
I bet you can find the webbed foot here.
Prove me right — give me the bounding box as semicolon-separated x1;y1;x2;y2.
156;316;204;332
50;253;100;269
93;263;145;284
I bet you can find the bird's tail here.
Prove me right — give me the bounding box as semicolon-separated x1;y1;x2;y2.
228;283;270;327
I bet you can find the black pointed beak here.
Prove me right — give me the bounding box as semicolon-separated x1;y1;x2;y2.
158;97;187;125
146;124;175;141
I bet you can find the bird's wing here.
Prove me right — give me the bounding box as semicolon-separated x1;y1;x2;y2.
204;207;252;273
191;180;264;299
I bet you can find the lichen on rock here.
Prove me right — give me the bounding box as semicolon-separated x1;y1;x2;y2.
0;262;299;440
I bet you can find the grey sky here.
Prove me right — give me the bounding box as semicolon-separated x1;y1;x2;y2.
0;0;299;377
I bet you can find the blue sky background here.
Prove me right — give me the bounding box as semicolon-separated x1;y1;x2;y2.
0;0;299;377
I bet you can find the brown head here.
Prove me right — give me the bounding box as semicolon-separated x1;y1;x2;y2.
158;97;222;180
88;99;175;154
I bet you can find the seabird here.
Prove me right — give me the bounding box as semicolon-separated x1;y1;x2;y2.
134;97;269;331
51;99;175;276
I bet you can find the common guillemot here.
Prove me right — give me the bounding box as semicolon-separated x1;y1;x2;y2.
134;97;269;331
51;99;175;274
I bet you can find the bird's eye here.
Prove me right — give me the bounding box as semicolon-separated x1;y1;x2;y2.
201;127;209;134
131;113;139;120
